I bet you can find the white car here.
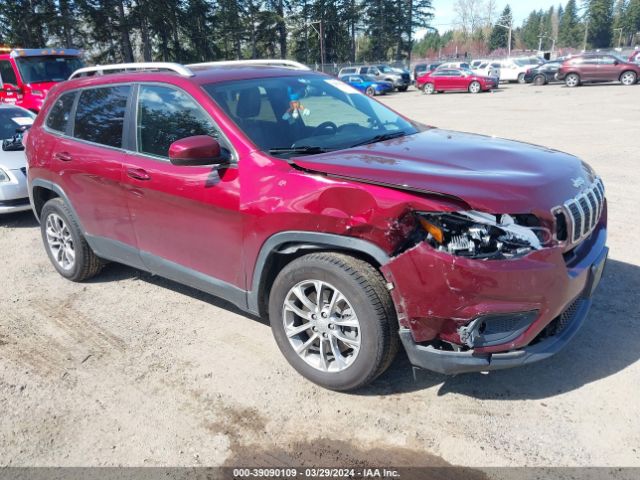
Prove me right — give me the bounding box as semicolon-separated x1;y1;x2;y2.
0;105;35;214
492;59;531;83
471;62;501;83
437;61;471;70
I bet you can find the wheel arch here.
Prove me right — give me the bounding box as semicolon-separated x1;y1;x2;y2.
31;179;85;231
248;232;390;318
620;69;638;81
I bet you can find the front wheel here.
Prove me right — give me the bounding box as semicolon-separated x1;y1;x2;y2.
269;253;398;391
423;83;435;95
565;73;580;87
365;86;376;97
620;71;637;86
468;81;481;94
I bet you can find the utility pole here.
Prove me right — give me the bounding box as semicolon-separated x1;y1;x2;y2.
583;16;589;52
538;32;547;52
614;28;624;48
496;21;512;57
319;20;325;73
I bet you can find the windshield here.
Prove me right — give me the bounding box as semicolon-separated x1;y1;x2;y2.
16;56;84;83
204;75;419;158
0;107;35;139
378;66;394;73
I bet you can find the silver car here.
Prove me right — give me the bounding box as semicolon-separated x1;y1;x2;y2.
0;105;35;214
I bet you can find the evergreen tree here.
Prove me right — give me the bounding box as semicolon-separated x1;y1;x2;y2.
488;5;513;51
586;0;614;47
558;0;582;48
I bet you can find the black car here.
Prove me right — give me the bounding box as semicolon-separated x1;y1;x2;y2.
524;61;563;85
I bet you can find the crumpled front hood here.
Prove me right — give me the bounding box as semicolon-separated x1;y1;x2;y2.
292;129;594;214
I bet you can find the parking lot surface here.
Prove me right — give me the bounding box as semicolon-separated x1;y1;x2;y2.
1;83;639;469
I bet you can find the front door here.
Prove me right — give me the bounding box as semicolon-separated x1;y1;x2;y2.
122;83;244;300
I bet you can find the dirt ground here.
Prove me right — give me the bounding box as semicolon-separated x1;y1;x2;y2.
1;82;639;472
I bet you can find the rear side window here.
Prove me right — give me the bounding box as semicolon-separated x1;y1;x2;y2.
74;86;130;148
45;92;76;133
136;84;219;158
0;61;18;86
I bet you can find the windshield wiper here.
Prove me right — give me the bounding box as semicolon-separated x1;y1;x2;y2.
350;131;407;148
269;146;333;156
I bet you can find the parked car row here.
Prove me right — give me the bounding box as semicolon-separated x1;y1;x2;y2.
337;64;411;92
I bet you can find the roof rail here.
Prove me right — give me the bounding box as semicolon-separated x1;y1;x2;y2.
69;62;194;80
187;59;311;71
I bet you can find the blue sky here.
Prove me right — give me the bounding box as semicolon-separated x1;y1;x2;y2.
429;0;564;31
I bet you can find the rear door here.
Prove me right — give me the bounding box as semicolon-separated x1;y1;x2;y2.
579;57;600;80
53;84;139;261
121;83;243;295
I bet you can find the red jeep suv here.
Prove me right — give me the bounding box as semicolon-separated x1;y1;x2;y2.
25;61;608;391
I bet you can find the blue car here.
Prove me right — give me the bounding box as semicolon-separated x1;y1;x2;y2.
338;75;394;96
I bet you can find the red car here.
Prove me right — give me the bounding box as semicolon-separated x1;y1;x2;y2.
556;54;640;87
416;68;496;94
25;61;607;391
0;47;84;112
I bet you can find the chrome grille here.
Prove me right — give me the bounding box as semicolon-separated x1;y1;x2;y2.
557;178;605;244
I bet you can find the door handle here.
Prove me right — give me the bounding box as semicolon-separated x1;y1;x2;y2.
53;152;72;162
126;168;151;181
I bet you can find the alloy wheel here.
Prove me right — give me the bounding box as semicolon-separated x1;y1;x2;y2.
469;81;481;93
282;280;361;373
423;83;434;95
45;213;76;270
566;74;579;87
621;72;637;86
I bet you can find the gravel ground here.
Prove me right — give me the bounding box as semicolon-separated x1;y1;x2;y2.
0;82;639;471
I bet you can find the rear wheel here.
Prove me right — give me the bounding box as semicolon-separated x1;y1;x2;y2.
423;83;435;95
620;71;637;86
40;198;103;282
517;73;526;84
365;86;376;97
468;81;481;94
533;74;546;86
565;73;580;87
397;86;408;92
268;252;398;391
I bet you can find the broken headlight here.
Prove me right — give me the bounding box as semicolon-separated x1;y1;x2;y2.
418;211;545;260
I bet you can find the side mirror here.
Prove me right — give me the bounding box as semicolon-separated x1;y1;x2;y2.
168;135;226;166
613;60;619;65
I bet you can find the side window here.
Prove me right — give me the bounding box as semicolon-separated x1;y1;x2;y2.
0;61;18;86
137;84;219;158
360;67;369;74
74;86;130;148
599;57;615;65
45;91;76;133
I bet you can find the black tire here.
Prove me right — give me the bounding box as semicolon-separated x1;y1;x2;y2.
40;198;103;282
620;70;637;86
565;73;580;88
533;74;546;86
268;252;398;391
517;73;526;84
423;83;435;95
468;81;482;94
365;86;376;96
397;86;409;92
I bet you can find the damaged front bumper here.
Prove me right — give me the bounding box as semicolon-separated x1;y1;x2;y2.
382;220;608;375
399;294;593;374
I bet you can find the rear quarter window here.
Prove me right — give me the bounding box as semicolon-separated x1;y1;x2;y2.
73;85;130;148
45;91;76;133
0;60;18;86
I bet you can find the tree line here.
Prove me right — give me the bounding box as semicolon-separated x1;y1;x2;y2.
413;0;640;60
0;0;433;65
